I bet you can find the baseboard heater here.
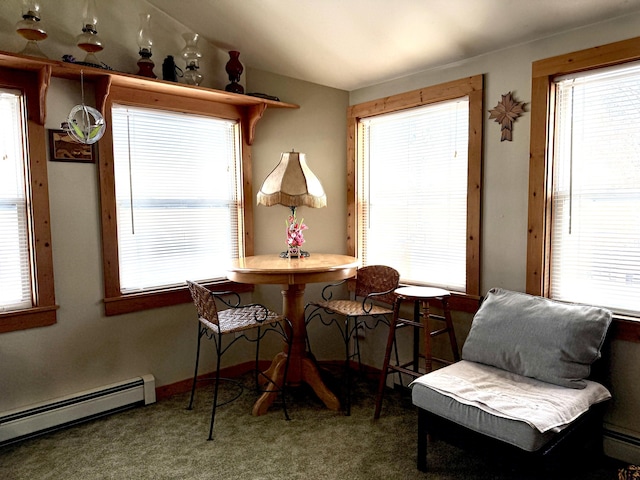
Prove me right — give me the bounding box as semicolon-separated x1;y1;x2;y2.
0;374;155;446
604;425;640;465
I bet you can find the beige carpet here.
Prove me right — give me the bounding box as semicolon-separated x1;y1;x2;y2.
0;368;626;479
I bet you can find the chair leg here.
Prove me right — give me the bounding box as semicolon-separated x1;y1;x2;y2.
422;300;434;373
412;301;421;373
354;320;364;374
374;300;401;419
303;304;316;360
417;408;428;472
442;297;460;362
208;332;223;441
344;317;352;416
254;326;262;391
187;325;204;410
391;334;402;387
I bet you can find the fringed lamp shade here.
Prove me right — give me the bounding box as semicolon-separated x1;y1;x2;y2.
257;151;327;208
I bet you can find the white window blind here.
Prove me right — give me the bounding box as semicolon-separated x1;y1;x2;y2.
0;89;32;311
551;63;640;315
360;98;469;291
112;105;242;293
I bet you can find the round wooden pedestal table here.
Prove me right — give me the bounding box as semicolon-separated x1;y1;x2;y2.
228;253;360;415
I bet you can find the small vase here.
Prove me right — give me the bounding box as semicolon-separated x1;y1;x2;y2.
225;50;244;94
287;245;300;258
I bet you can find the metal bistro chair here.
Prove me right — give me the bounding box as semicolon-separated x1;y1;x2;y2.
305;265;400;415
186;280;293;440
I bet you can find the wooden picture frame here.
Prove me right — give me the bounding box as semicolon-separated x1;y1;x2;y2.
48;129;96;163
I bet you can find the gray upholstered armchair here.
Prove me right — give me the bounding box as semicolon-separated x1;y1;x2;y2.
411;288;613;473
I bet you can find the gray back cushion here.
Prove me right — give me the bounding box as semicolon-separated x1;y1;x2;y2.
461;288;612;389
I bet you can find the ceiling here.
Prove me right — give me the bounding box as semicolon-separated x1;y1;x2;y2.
146;0;640;91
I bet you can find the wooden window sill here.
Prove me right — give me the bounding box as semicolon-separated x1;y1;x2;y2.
611;316;640;343
0;305;59;333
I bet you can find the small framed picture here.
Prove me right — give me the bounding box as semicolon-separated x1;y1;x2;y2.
48;129;96;163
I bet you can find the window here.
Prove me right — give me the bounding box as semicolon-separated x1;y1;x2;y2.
0;69;57;333
0;89;31;311
360;99;469;290
528;36;640;320
111;105;242;293
347;75;483;302
98;83;253;316
550;65;640;315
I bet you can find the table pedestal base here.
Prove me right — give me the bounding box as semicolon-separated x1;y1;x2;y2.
252;352;341;416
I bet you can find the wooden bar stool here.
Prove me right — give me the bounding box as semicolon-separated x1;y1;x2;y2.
374;286;460;419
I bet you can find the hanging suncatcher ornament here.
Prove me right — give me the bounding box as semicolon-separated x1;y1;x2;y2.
64;70;106;145
489;91;526;142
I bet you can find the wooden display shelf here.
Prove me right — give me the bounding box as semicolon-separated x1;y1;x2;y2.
0;50;298;143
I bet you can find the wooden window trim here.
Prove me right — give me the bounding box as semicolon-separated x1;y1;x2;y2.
0;67;58;333
527;36;640;295
0;51;298;319
527;36;640;341
346;75;484;299
97;83;256;316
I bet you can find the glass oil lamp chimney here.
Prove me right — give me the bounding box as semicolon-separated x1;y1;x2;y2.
136;13;156;78
76;0;104;66
15;1;48;58
180;32;203;86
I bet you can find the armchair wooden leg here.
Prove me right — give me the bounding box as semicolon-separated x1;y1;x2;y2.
417;408;428;472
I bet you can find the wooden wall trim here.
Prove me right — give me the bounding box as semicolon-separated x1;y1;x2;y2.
0;68;57;333
347;75;484;296
611;318;640;344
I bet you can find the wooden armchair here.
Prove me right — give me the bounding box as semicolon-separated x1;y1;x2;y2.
410;288;613;474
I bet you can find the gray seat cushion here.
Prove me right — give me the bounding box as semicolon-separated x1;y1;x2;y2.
412;378;556;452
411;361;611;452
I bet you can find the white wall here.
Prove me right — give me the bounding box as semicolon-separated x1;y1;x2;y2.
246;68;350;361
349;13;640;463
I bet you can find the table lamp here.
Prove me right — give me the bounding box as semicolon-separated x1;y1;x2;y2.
257;150;327;257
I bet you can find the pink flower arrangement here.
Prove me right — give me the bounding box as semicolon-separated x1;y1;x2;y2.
286;214;308;247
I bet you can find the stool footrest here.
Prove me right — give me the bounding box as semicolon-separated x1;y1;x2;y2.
390;356;455;376
397;316;448;329
430;327;451;337
396;318;422;328
431;356;455;366
386;364;423;379
397;359;422;371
